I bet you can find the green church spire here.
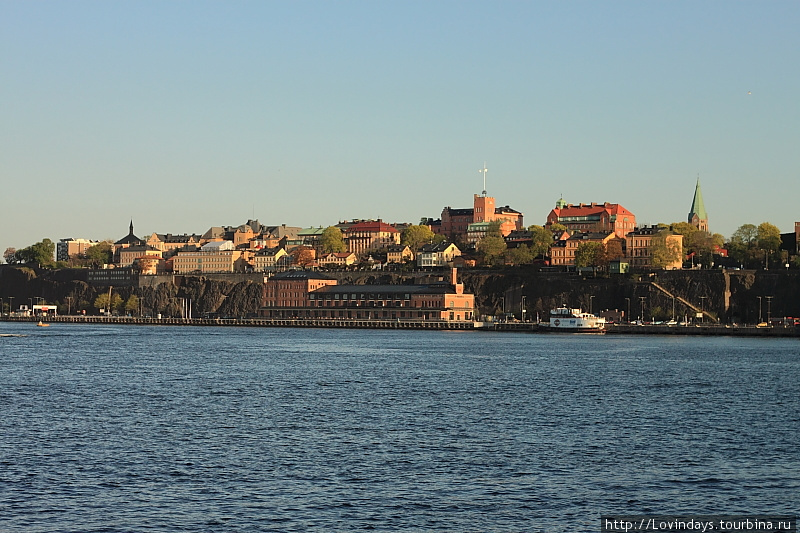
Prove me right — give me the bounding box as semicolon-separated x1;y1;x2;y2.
688;177;708;231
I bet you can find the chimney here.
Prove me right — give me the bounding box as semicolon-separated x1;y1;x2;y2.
451;267;464;294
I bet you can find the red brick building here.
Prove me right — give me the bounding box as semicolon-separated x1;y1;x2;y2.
437;193;523;242
545;199;636;239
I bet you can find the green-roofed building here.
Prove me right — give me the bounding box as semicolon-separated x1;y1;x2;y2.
688;177;708;232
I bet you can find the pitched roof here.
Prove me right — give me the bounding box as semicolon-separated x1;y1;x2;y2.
495;205;522;215
344;220;399;233
442;207;474;217
550;202;633;220
688;178;708;221
419;242;458;253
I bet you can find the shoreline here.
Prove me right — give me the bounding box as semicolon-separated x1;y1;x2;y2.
2;316;798;337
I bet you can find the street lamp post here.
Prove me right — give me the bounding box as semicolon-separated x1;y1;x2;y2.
625;297;630;323
589;295;595;315
66;296;72;316
638;296;646;322
765;296;773;324
500;296;505;316
700;296;707;323
672;296;676;321
757;296;762;324
29;298;34;317
521;295;526;322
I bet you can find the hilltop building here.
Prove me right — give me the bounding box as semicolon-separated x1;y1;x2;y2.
56;238;100;261
625;226;684;270
548;231;621;267
688;178;709;232
545;199;635;239
173;240;249;274
437;195;523;242
342;220;400;255
145;233;202;256
112;221;145;263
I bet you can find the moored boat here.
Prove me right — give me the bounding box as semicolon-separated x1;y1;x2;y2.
544;306;605;332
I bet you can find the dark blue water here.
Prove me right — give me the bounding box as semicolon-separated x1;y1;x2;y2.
1;322;798;532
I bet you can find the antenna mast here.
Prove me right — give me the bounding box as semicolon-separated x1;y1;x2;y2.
479;162;488;196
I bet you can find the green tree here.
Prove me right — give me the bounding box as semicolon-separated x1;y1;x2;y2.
670;221;698;237
650;230;683;269
125;295;140;316
15;239;56;267
728;223;758;266
94;293;123;314
527;225;554;258
85;242;113;267
401;225;436;251
504;244;534;265
575;242;603;269
548;223;568;234
730;223;758;247
757;222;781;253
320;226;346;253
477;222;507;266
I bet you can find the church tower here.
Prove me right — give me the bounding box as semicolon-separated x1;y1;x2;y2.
688;178;708;232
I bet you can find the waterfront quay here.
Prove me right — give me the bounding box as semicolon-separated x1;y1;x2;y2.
2;316;799;336
1;315;475;330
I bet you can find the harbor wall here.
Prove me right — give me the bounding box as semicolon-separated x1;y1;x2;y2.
2;264;799;323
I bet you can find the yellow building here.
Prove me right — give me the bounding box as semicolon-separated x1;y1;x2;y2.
625;226;684;270
173;241;248;273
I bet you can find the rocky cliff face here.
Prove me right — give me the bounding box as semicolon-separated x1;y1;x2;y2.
2;265;798;322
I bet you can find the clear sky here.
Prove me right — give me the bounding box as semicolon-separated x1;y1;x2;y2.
2;1;798;251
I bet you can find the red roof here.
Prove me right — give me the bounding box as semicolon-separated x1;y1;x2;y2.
344;221;399;233
551;202;633;218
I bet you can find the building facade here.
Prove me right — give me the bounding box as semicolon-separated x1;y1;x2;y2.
417;242;461;268
438;193;524;242
548;232;619;267
260;269;475;322
173;241;248;273
625;226;684;270
545;200;636;239
343;220;400;255
252;247;289;271
56;238;99;261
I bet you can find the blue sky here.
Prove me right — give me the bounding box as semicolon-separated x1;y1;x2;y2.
2;1;798;251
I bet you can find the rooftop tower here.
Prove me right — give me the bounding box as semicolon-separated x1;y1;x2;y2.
688;177;709;232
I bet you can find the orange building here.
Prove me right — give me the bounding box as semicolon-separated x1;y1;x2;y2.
546;199;636;239
438;193;523;241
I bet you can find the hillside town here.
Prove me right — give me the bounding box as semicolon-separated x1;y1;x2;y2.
2;177;799;325
7;177;798;276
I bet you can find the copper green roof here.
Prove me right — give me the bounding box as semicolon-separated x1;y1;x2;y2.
688;178;707;222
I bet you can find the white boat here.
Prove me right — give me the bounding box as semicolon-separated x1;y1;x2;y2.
545;307;606;332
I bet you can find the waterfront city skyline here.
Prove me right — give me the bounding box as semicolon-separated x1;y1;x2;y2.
2;1;799;251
